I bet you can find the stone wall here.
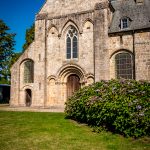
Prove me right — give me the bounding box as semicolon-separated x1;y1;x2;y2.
44;12;95;107
10;20;47;107
10;0;150;108
108;30;150;80
94;2;110;81
135;31;150;80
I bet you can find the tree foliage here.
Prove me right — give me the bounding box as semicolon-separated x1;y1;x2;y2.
10;52;21;67
22;24;35;52
0;19;15;84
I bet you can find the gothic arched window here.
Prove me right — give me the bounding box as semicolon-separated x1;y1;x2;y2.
115;52;133;79
66;26;78;59
24;60;34;83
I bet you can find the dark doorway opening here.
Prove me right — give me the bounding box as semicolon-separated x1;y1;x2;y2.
0;84;10;104
67;74;80;98
25;89;32;107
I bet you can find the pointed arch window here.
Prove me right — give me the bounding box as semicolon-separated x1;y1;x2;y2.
115;52;134;79
66;26;78;59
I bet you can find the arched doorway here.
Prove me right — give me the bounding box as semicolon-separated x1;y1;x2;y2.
25;89;32;107
67;74;81;98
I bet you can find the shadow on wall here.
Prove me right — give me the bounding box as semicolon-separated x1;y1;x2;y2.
0;84;10;104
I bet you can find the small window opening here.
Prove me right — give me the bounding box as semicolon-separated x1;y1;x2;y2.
121;18;129;29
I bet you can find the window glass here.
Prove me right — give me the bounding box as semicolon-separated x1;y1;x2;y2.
73;36;78;58
121;18;129;29
24;60;34;83
66;26;78;59
67;37;71;59
115;53;133;79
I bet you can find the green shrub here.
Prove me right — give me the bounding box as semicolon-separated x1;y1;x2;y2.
65;79;150;138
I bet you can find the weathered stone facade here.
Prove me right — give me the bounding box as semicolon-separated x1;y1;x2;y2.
10;0;150;109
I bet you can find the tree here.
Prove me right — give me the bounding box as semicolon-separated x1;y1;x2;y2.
10;52;21;67
22;24;35;52
0;19;15;84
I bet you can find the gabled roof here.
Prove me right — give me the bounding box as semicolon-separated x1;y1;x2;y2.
109;0;150;33
38;0;103;18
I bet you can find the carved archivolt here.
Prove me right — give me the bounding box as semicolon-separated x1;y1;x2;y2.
57;63;86;83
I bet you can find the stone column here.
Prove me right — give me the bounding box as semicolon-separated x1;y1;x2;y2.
93;2;110;82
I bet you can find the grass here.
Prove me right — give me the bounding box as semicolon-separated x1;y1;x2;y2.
0;111;149;150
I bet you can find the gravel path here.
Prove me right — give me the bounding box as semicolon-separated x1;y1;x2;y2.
0;104;64;112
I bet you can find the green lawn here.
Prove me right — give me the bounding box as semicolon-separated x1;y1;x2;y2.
0;111;149;150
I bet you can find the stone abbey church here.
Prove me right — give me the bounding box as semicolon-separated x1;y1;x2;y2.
10;0;150;108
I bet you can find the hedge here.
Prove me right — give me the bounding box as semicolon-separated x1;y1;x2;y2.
65;79;150;138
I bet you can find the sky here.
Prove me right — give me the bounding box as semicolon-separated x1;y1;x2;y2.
0;0;45;52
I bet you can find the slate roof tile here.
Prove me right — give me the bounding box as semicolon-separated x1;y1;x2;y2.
109;0;150;33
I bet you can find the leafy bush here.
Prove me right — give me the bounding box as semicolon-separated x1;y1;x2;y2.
65;79;150;138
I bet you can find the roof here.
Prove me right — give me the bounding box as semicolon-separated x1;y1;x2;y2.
109;0;150;33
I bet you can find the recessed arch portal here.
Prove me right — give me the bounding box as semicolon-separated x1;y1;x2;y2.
57;64;86;100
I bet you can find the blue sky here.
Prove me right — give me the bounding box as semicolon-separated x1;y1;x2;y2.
0;0;45;52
